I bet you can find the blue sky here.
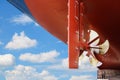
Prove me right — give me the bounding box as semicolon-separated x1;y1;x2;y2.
0;1;97;80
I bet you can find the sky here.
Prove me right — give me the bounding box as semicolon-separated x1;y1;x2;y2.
0;1;97;80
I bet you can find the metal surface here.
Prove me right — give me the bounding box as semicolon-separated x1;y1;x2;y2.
25;0;68;43
68;0;80;68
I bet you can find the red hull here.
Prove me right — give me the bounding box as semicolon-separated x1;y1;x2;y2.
25;0;120;69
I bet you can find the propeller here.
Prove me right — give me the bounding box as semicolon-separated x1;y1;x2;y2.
79;30;110;67
99;40;110;54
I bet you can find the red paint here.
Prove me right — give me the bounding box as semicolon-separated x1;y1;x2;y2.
68;0;80;68
25;0;68;43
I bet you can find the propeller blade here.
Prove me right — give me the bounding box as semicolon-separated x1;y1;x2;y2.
89;30;100;46
89;55;102;67
99;40;110;54
79;51;102;67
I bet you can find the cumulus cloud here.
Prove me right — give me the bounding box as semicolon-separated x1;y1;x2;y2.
5;65;58;80
11;14;38;26
0;54;15;67
70;75;94;80
5;31;37;50
19;50;60;63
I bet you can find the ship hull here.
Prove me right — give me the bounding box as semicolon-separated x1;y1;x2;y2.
8;0;120;69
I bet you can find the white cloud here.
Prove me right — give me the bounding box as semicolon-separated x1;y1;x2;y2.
19;50;60;63
5;31;37;50
34;22;39;26
56;41;62;44
5;65;58;80
11;14;38;26
0;54;15;67
39;70;49;76
70;75;94;80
